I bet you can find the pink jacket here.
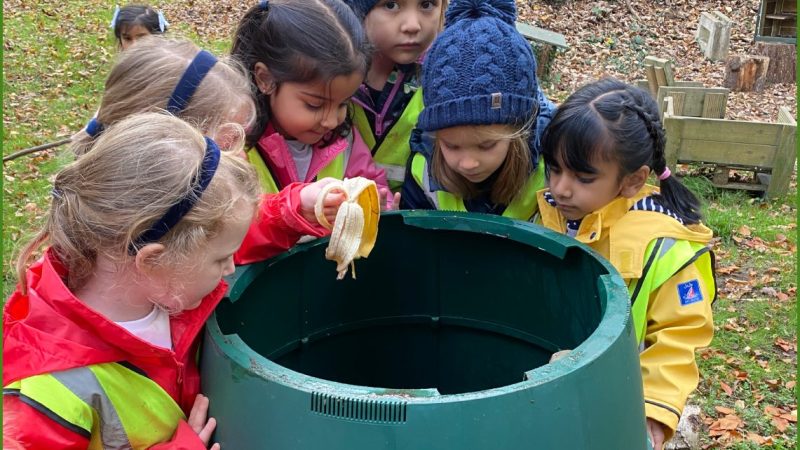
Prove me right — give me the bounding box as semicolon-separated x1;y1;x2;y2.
256;123;389;192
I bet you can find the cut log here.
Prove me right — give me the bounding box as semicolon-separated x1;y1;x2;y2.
754;41;796;84
723;55;770;92
665;405;702;450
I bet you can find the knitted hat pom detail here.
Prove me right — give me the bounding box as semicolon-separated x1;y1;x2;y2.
445;0;516;27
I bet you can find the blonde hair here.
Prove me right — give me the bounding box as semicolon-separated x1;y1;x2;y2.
72;36;255;155
431;123;532;206
18;112;260;294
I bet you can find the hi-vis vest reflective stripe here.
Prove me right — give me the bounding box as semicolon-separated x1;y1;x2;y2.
410;153;546;221
3;362;185;450
352;89;424;192
628;237;716;344
245;147;346;194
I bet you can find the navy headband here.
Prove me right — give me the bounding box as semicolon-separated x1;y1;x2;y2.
84;50;217;139
85;117;104;138
130;136;221;252
166;50;218;114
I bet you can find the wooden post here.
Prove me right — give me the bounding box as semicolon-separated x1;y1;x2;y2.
754;42;797;84
767;107;797;198
723;55;770;92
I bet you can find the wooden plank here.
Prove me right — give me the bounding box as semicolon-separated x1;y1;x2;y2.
673;81;705;87
661;62;675;86
669;117;782;145
766;123;797;197
657;87;729;117
515;22;569;49
777;106;796;124
654;66;668;87
712;181;767;192
675;139;777;167
712;166;730;185
701;92;728;118
645;65;659;97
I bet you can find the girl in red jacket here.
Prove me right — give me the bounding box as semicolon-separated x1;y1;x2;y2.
3;113;344;449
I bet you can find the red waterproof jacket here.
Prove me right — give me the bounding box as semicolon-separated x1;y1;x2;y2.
3;184;327;449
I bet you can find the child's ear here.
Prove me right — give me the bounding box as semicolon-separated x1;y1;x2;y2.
620;165;650;198
134;243;167;275
253;63;276;95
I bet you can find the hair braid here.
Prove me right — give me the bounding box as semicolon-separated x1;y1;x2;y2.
620;96;667;175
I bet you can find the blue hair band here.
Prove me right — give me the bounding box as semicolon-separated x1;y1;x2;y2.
166;50;218;115
260;0;269;11
130;136;221;252
110;5;121;29
85;117;104;138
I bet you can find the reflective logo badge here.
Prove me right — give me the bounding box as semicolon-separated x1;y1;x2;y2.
678;279;703;305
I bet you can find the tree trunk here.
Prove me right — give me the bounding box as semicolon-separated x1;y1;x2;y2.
723;55;770;92
754;42;796;84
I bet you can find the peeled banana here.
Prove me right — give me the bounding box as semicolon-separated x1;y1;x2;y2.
314;177;380;280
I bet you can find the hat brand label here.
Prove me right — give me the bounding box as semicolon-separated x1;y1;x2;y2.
491;93;502;109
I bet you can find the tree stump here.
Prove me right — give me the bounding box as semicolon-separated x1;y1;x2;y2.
665;405;702;450
754;42;796;84
723;55;770;92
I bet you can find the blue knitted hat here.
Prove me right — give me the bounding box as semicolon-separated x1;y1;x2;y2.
341;0;378;18
417;0;538;132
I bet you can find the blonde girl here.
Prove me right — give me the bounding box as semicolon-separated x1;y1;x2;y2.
4;113;263;449
72;36;255;156
401;0;551;221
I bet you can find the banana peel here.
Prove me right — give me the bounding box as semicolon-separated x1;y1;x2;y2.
314;177;380;280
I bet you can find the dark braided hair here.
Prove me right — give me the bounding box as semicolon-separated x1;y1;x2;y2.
230;0;370;147
541;78;702;224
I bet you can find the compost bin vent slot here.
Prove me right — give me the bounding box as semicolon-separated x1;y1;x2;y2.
310;392;407;424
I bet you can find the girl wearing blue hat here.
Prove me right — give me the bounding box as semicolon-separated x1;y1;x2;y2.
401;0;554;221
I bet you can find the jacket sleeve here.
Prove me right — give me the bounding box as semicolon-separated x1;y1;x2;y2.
343;128;390;193
3;394;91;450
148;420;209;450
640;263;714;439
234;183;329;265
400;128;435;210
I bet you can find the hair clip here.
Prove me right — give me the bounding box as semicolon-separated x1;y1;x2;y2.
260;0;269;11
109;4;120;29
157;11;169;33
51;187;63;200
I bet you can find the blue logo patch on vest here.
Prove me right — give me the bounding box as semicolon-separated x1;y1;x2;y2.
678;279;703;305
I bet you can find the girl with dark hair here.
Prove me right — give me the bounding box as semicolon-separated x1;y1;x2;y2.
231;0;397;210
536;78;716;450
110;4;169;50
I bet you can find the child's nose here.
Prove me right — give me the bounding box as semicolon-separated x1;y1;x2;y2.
459;156;479;171
320;108;340;130
400;12;422;34
550;176;571;198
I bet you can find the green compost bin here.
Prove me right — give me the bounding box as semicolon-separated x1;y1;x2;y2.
201;211;647;449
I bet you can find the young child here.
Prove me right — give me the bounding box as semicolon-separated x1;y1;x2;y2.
72;37;255;156
3;113;345;448
535;78;715;450
401;0;553;221
231;0;396;209
343;0;445;192
111;4;169;50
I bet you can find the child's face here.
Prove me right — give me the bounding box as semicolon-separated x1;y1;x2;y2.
267;72;363;145
164;205;254;312
546;154;626;221
364;0;442;65
119;24;151;51
437;124;513;184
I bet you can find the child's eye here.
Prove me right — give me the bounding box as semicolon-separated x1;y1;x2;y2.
577;176;596;184
420;0;437;10
383;1;399;10
478;141;498;150
305;102;323;111
547;165;561;174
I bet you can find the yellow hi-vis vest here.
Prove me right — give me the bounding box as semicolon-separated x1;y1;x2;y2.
409;153;546;221
245;147;346;194
352;88;424;192
628;237;716;344
3;362;185;449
